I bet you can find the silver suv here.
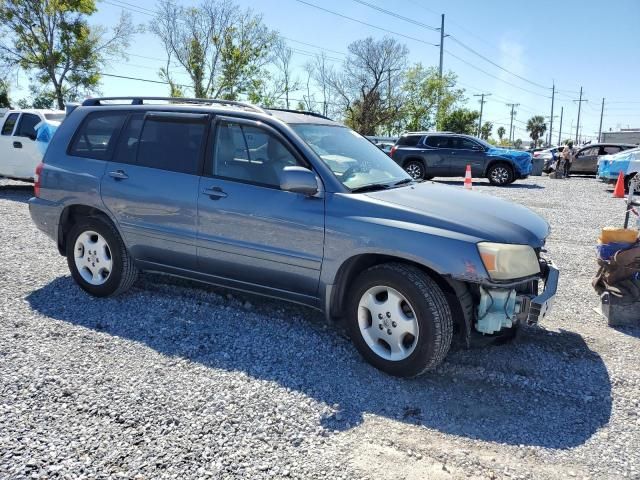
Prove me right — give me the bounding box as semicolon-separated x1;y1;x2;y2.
29;97;558;377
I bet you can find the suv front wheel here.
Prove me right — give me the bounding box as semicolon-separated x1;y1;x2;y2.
487;163;515;186
66;216;138;297
347;263;453;377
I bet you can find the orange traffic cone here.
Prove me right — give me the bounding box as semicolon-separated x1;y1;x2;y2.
613;171;625;198
464;164;473;190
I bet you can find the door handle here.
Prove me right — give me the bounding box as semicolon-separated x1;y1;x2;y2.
202;186;228;199
13;141;22;149
108;170;129;180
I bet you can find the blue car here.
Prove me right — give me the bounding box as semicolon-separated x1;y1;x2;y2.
390;132;532;185
28;97;557;377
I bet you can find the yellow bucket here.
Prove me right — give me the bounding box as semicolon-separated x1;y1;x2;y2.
599;227;639;244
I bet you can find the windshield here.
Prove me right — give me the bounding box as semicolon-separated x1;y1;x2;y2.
44;113;65;121
291;124;410;190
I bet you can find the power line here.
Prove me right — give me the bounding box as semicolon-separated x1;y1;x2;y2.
292;0;438;46
351;0;439;31
448;36;549;90
282;37;347;57
445;49;550;98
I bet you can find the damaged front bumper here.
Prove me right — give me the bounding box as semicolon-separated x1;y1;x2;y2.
475;261;559;334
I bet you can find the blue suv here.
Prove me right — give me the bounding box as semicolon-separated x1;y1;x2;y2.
29;97;557;377
390;132;533;185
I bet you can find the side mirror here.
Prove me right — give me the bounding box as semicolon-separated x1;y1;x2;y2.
472;144;483;151
280;166;319;195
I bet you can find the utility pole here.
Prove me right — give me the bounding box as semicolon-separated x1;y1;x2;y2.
573;86;587;143
548;83;555;146
545;115;558;145
387;68;392;137
474;93;491;137
438;14;445;80
558;106;563;144
436;14;447;129
598;97;605;143
506;103;519;144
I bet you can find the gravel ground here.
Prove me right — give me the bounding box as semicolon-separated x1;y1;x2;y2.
0;175;639;480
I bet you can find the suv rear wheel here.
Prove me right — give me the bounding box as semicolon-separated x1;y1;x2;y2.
347;263;453;377
66;216;138;297
487;163;514;186
403;160;426;180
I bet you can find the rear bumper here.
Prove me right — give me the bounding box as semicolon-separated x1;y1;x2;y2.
28;197;60;243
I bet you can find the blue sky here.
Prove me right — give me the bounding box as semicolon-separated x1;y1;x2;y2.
11;0;640;141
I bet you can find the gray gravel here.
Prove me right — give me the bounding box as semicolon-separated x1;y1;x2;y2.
1;175;639;479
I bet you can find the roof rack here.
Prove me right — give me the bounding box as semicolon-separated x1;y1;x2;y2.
265;107;333;121
81;96;268;114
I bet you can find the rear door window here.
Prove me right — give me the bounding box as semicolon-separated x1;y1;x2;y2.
396;135;423;146
114;113;144;165
601;146;621;155
136;113;207;175
69;112;128;160
425;136;450;148
578;147;598;157
1;113;19;135
15;113;41;140
451;137;479;150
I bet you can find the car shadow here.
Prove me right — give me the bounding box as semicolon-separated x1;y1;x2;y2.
612;325;640;338
25;275;612;450
0;183;33;203
432;179;545;189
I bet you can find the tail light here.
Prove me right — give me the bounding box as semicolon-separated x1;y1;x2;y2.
389;145;397;158
34;162;44;197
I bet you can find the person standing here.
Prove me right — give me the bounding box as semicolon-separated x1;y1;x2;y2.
563;141;575;178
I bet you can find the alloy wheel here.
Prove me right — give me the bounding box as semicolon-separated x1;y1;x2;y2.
74;230;113;286
357;285;419;361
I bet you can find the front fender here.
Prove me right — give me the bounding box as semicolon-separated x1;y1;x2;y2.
322;208;489;287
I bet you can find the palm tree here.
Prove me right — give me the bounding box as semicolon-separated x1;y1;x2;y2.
497;126;506;141
526;115;547;147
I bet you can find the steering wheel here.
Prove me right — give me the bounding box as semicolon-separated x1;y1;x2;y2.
341;165;360;181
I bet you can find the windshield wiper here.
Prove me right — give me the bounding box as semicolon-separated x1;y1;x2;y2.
393;178;414;187
350;183;391;193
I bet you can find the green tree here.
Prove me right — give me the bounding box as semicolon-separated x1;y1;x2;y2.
327;36;408;135
514;138;523;149
0;79;10;108
440;108;480;135
526;115;547;147
497;126;506;141
0;0;134;110
480;121;493;140
152;0;276;99
400;64;463;132
17;88;56;109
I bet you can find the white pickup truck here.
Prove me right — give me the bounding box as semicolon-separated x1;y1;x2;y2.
0;109;65;181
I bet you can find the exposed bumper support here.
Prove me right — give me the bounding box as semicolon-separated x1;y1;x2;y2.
525;262;559;324
475;261;558;334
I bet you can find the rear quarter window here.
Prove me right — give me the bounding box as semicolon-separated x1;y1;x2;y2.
69;112;128;160
396;135;423;147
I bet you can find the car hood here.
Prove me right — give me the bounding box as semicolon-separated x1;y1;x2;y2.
486;147;533;175
364;182;550;247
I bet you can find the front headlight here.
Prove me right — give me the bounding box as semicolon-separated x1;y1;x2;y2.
477;242;540;280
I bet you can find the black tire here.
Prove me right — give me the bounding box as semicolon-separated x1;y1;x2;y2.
403;160;426;180
487;162;515;186
624;173;639;194
66;216;138;297
346;263;453;377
